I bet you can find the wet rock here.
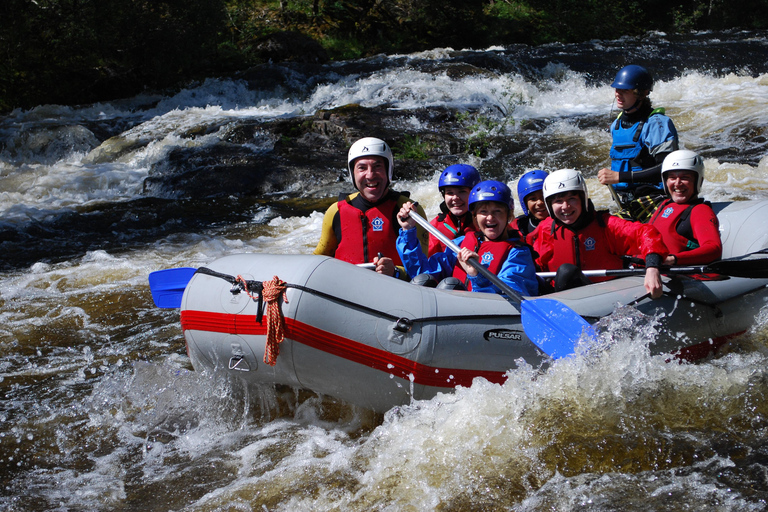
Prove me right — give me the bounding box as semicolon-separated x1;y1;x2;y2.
2;125;100;165
84;134;151;164
253;31;330;64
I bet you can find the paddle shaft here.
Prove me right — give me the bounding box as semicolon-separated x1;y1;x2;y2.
407;210;526;304
534;255;768;279
536;266;711;279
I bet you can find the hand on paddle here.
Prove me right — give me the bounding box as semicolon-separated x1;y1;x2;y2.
644;267;664;299
397;201;418;230
373;253;396;277
457;247;480;276
597;168;620;185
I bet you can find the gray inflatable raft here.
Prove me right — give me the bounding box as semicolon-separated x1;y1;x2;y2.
180;200;768;412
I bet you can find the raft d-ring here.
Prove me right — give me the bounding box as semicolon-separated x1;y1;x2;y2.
228;355;250;372
393;317;413;333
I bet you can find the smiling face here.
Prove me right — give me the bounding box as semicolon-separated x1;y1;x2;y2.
472;201;510;241
524;190;548;221
665;170;697;204
550;191;583;225
442;186;471;217
352;156;389;202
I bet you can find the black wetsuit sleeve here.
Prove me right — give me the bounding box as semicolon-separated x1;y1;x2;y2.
619;162;662;184
618;146;673;184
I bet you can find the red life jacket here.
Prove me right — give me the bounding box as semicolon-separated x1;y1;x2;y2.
451;231;516;290
510;215;543;247
428;209;474;256
648;198;708;254
335;196;403;265
542;212;624;282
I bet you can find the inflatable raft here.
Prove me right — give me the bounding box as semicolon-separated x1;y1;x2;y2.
177;201;768;413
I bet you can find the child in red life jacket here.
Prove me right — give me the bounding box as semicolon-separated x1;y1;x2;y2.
534;169;668;298
396;180;539;296
648;150;722;266
427;164;481;256
510;169;549;246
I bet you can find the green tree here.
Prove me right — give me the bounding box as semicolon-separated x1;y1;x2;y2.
0;0;227;111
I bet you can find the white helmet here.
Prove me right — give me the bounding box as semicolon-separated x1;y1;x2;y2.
347;137;394;186
661;149;704;196
542;169;589;217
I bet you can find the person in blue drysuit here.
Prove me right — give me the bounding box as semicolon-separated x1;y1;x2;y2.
597;65;679;222
394;180;539;296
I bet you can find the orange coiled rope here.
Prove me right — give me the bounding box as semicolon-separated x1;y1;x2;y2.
260;275;289;366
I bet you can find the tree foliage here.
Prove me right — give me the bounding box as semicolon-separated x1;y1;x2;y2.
2;0;767;111
1;0;227;111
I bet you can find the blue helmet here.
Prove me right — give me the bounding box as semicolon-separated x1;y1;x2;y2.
516;169;548;215
468;180;514;211
438;164;481;191
611;65;653;91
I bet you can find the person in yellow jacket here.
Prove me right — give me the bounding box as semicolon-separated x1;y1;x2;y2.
314;137;428;279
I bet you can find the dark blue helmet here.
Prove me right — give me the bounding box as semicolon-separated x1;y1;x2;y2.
516;170;548;215
468;180;514;211
438;164;481;192
611;65;653;91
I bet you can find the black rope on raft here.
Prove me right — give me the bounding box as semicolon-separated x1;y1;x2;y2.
194;266;521;326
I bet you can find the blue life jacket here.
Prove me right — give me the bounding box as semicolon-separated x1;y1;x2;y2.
609;109;667;192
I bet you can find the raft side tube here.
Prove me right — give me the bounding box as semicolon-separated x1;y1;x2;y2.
713;201;768;258
181;254;332;388
284;258;551;409
290;257;429;411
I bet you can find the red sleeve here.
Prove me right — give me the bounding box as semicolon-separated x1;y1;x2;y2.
604;214;669;260
674;205;722;265
509;217;521;237
533;218;554;271
427;215;445;256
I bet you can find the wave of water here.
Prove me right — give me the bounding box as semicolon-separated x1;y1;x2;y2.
6;309;768;510
2;68;767;223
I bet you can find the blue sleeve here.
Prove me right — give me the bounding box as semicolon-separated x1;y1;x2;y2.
642;114;678;154
397;228;459;279
467;245;539;296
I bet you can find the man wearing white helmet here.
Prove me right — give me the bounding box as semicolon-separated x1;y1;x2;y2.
314;137;428;279
648;150;722;265
597;64;679;222
534;169;668;298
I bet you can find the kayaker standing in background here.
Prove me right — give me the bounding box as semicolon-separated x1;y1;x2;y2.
396;180;539;296
511;169;549;245
314;136;429;279
597;65;679;222
427;164;481;256
535;169;668;298
648;149;722;265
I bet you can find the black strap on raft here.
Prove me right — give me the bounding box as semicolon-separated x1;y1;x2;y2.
195;267;268;321
193;266;519;332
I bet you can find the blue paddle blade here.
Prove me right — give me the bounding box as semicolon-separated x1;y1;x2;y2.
148;267;197;308
521;298;596;359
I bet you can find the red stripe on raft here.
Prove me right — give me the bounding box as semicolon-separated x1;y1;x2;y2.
673;331;743;362
181;310;738;386
181;310;508;388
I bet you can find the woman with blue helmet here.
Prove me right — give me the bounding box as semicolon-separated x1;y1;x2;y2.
395;180;538;296
427;164;481;255
511;169;549;244
597;64;679;222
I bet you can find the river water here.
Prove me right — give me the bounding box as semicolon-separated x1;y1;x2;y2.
2;31;768;511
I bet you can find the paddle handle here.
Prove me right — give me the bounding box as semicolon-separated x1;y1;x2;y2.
408;210;525;305
536;266;709;279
